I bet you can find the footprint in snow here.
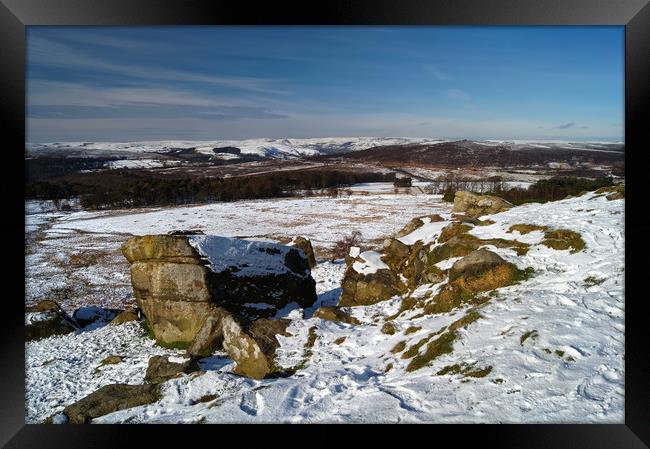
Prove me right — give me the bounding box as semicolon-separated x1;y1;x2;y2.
240;391;264;416
576;372;616;402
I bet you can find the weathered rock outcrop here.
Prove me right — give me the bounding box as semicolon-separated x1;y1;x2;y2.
122;234;316;346
25;300;77;341
313;306;360;325
448;249;507;282
185;305;291;379
339;248;407;306
145;355;199;384
338;210;531;308
339;231;450;306
424;249;523;315
220;315;291;379
452;191;512;217
396;214;444;238
58;383;161;424
121;234;314;379
110;307;140;325
288;236;317;269
186;305;228;358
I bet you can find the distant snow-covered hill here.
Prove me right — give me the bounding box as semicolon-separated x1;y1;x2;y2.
26;138;625;180
26;137;448;160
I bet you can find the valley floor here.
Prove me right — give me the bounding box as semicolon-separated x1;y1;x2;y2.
25;187;624;423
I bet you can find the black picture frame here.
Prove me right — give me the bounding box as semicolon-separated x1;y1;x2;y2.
2;0;648;447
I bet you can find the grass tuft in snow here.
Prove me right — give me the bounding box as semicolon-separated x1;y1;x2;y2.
404;309;482;372
437;363;493;378
390;341;407;354
520;330;539;345
381;322;397;335
404;326;422;335
406;331;457;372
507;224;549;235
583;276;606;287
542;229;586;253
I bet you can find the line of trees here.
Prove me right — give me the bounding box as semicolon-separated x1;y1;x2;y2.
426;174;616;205
424;175;505;201
497;176;616;205
26;169;395;210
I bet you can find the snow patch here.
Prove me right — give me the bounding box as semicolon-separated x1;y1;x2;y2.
352;251;389;275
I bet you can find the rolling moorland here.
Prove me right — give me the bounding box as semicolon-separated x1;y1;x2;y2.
24;137;624;423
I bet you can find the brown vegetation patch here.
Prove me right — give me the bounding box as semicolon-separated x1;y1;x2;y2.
542;229;586;253
304;326;318;349
437;363;493;378
402;310;481;372
69;250;111;267
390;341;407;354
438;223;472;243
507;224;549;235
583;276;606;287
423;264;521;315
404;326;422;335
405;331;457;372
427;234;529;268
595;184;624;201
520;330;538;345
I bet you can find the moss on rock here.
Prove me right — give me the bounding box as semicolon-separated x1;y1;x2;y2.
595;184;624;200
438;223;472;243
423;263;522;316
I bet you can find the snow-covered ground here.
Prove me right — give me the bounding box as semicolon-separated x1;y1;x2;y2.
25;189;450;312
106;159;182;169
25;190;624;423
48;192;450;249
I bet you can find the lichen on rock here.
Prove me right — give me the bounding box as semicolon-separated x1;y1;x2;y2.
452;191;512;218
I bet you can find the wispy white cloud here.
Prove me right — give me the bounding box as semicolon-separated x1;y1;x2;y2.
28;36;288;95
445;88;471;102
27;80;287;120
427;66;453;81
28;80;255;108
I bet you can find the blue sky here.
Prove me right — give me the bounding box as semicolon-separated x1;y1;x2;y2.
27;26;624;142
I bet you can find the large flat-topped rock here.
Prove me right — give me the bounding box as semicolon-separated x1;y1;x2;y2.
122;234;317;347
187;235;311;278
122;235;202;264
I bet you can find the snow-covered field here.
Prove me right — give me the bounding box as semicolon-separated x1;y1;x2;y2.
25;189;624;423
25;188;449;311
